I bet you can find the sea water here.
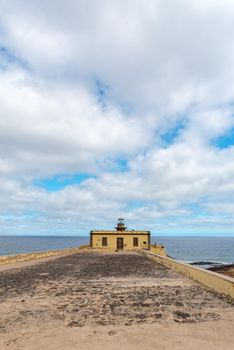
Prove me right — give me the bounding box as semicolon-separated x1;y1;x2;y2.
0;235;233;266
0;236;88;256
153;236;234;267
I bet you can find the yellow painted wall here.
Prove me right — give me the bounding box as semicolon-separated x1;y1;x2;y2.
142;251;234;299
92;234;149;250
150;245;166;256
0;246;83;265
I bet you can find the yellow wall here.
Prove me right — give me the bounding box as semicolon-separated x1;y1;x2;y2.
142;251;234;299
150;244;166;256
92;234;149;250
0;246;82;265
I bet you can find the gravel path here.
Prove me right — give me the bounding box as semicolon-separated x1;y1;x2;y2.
0;251;233;333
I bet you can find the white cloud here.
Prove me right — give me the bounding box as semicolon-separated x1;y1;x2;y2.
0;0;234;234
0;67;151;180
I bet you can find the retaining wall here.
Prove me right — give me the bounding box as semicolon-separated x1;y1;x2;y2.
0;246;84;265
142;250;234;298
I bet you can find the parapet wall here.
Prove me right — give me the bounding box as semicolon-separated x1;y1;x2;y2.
150;244;166;256
142;250;234;299
0;246;88;265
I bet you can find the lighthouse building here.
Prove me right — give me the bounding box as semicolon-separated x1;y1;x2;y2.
90;218;151;251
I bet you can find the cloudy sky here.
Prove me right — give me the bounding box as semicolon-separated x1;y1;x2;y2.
0;0;234;236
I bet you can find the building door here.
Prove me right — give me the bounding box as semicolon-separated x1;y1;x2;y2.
117;237;124;250
133;237;138;247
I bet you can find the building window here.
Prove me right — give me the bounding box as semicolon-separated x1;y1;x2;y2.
133;237;138;247
102;237;107;246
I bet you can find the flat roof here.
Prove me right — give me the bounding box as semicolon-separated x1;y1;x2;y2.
90;230;150;235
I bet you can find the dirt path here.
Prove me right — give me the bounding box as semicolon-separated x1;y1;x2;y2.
0;251;233;349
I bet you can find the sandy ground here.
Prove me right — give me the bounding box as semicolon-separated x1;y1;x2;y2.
0;251;233;350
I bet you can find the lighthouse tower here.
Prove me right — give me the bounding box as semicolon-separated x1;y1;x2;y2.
115;218;127;231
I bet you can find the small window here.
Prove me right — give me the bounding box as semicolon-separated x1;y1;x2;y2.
143;241;146;244
133;237;138;247
102;237;107;246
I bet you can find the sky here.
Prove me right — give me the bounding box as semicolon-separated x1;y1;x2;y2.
0;0;234;236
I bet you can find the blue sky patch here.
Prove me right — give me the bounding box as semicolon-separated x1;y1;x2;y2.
33;173;95;192
0;213;19;220
0;211;38;220
161;119;186;147
214;127;234;149
128;200;145;210
184;202;210;217
116;158;128;172
106;158;129;172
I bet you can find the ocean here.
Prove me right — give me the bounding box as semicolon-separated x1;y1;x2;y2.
0;236;233;267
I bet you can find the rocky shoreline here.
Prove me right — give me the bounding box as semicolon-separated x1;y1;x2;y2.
208;264;234;278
